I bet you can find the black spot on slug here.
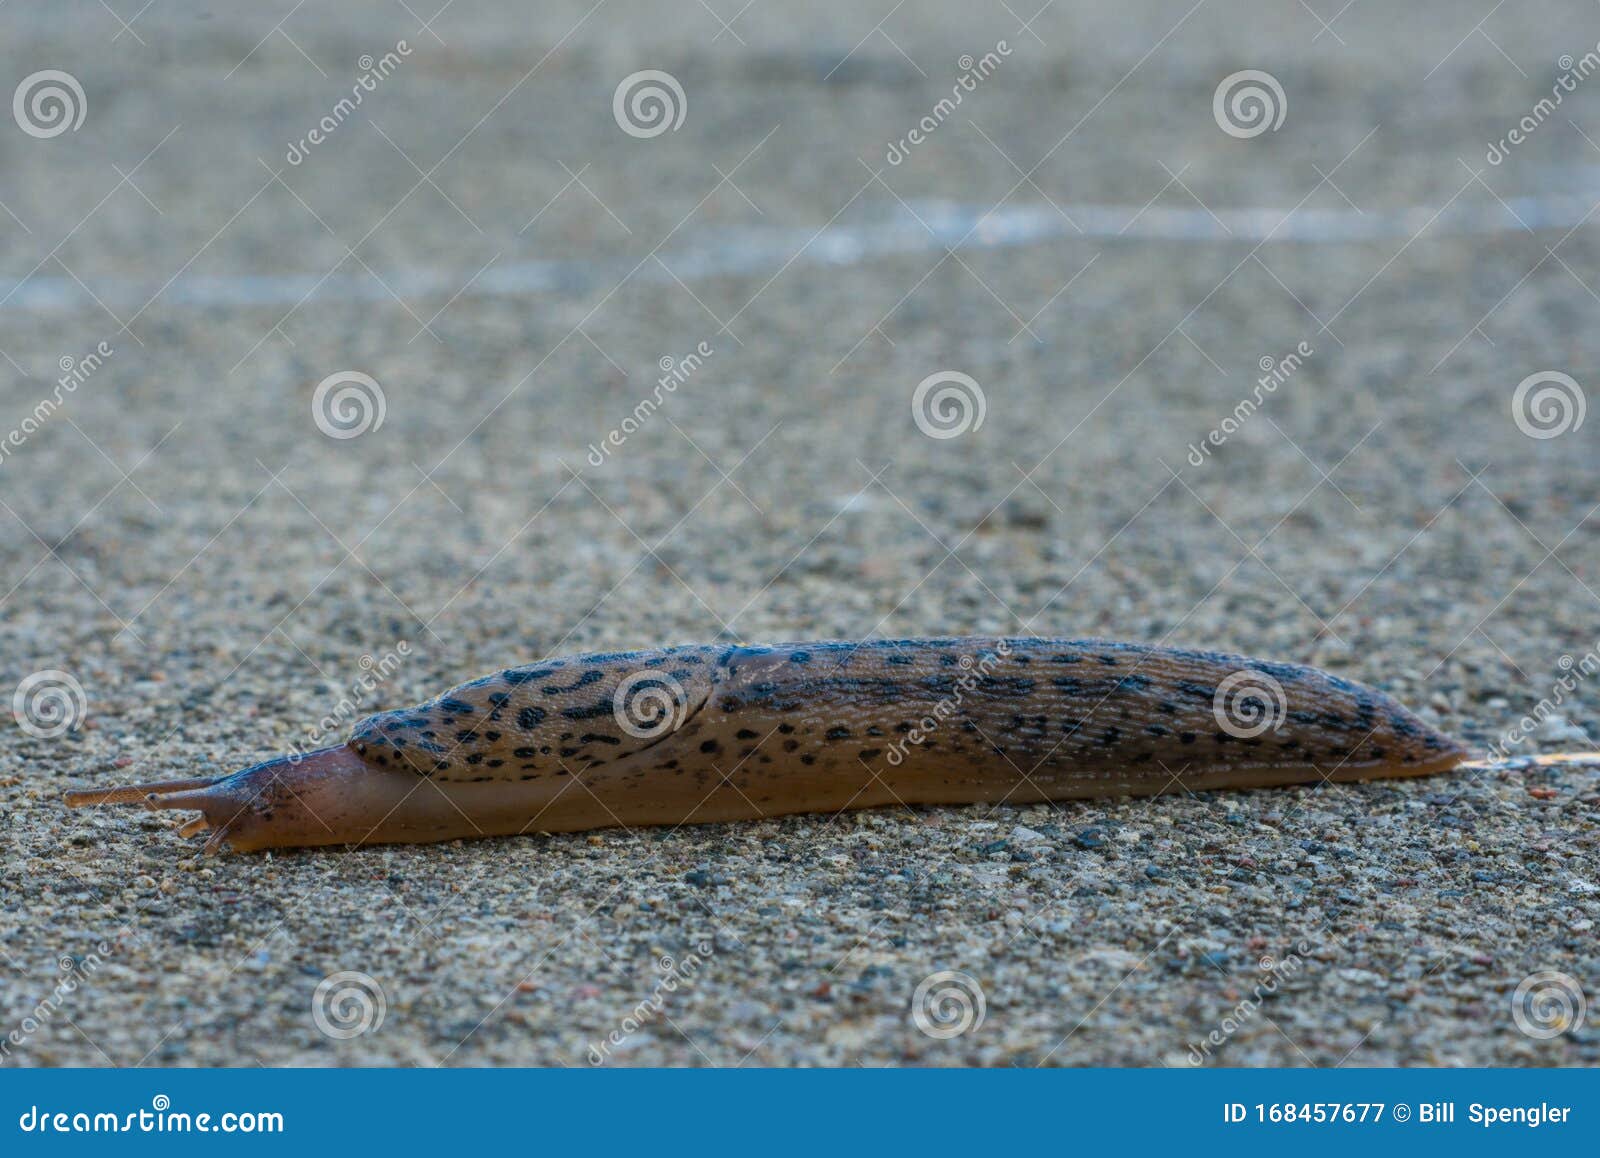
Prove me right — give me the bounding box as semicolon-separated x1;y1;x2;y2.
544;669;603;694
504;667;560;685
560;702;615;721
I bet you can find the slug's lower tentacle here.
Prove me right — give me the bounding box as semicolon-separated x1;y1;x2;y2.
67;637;1480;854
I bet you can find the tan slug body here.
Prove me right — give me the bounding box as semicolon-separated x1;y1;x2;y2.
66;637;1470;854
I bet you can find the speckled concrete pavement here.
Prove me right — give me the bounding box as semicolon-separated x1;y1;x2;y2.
1;1;1597;1066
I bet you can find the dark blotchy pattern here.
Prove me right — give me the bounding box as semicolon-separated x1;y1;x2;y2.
347;637;1467;800
350;644;721;782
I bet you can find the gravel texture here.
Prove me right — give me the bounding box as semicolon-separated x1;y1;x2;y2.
1;1;1597;1066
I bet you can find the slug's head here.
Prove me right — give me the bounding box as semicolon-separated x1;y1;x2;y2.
64;744;414;853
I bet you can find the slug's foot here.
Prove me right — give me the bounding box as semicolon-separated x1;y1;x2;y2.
65;745;374;854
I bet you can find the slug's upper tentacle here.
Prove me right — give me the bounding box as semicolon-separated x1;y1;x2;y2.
66;636;1475;854
63;776;222;806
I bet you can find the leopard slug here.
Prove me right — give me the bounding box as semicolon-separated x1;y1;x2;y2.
65;636;1470;854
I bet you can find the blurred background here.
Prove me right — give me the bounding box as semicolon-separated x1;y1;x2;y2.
0;1;1596;1066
